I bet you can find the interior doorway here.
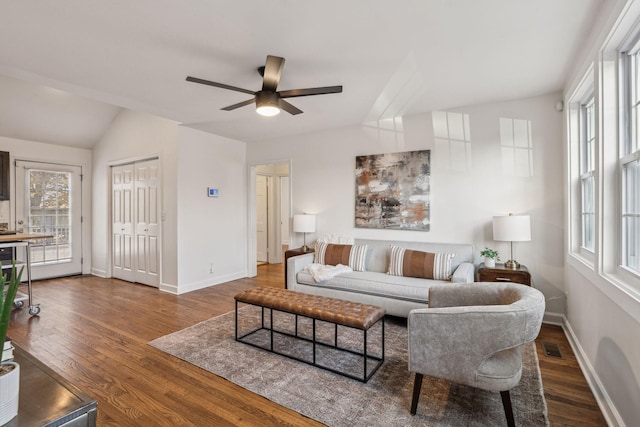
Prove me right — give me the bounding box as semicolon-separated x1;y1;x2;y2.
253;162;290;273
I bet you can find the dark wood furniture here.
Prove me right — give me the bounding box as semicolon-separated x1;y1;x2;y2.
8;344;97;426
477;263;531;286
284;247;314;288
235;287;385;382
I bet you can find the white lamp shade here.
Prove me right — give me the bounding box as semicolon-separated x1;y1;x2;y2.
293;214;316;233
493;214;531;242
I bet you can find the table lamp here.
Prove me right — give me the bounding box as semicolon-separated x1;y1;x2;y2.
293;214;316;252
493;213;531;269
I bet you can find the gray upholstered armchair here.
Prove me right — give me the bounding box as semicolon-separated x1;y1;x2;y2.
408;282;545;426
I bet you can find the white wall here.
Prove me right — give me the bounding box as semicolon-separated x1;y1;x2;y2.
0;136;92;274
247;92;566;315
92;109;179;286
565;266;640;425
92;109;248;294
175;126;247;294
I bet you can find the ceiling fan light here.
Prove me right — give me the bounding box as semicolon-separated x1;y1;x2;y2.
256;92;280;117
256;105;280;116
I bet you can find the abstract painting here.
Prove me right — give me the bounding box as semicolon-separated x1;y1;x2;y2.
355;150;430;231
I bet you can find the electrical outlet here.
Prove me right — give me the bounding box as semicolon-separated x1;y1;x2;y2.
209;262;215;273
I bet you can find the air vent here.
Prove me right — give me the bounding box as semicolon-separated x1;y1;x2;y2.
542;342;563;359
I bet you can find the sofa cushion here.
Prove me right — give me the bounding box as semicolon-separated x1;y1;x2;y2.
296;270;450;302
315;242;367;272
388;245;454;280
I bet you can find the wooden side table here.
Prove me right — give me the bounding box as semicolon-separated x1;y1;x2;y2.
476;263;531;286
284;247;314;289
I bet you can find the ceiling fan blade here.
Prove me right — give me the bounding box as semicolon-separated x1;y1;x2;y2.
221;97;256;111
262;55;285;92
186;76;256;96
279;85;343;98
279;99;303;115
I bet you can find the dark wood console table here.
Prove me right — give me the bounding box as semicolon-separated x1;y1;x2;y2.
6;344;97;426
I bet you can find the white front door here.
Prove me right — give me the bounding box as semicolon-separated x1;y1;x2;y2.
14;161;83;279
256;175;268;263
112;159;160;287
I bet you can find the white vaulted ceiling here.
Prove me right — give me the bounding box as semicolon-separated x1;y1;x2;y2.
0;0;603;146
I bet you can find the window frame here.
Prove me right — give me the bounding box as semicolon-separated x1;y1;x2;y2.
580;96;596;253
621;42;640;279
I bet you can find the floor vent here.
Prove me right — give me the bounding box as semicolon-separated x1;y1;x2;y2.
542;342;563;359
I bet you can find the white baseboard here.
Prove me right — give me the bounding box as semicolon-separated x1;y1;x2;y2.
562;317;625;427
170;271;247;295
90;268;108;278
542;311;564;326
159;282;178;294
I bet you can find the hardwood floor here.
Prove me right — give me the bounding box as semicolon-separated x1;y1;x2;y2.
7;264;607;426
534;325;608;426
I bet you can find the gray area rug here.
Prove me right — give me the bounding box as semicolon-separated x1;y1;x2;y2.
149;306;549;426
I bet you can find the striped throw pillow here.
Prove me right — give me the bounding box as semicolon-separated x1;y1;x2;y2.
387;245;454;280
315;242;367;272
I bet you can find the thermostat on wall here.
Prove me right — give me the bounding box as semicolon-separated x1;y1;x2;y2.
207;187;219;197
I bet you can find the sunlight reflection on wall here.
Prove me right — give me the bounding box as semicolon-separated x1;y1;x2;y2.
499;117;533;177
432;111;472;172
362;117;405;150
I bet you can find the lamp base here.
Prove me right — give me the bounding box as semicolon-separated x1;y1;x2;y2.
301;245;311;252
504;260;520;269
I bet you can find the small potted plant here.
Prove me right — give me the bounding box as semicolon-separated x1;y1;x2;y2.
480;247;500;268
0;263;23;425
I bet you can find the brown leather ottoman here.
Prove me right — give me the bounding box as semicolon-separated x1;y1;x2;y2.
235;287;386;382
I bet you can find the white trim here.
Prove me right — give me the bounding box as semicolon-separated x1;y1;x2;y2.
106;154;160;167
90;268;108;278
159;282;178;294
247;166;257;277
562;317;626;427
164;271;246;295
542;312;564;326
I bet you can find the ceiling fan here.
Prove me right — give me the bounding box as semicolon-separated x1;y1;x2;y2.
186;55;342;117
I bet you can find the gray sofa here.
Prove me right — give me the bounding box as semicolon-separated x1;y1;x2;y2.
286;238;475;317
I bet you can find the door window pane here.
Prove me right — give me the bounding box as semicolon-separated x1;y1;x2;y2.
27;169;72;264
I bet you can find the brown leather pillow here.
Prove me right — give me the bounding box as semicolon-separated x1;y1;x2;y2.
315;242;367;271
388;245;454;280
